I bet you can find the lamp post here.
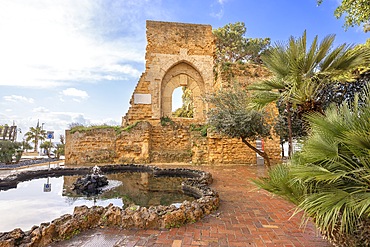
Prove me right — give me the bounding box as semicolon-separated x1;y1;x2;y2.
40;123;45;156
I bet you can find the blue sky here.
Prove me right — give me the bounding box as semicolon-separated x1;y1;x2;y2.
0;0;369;142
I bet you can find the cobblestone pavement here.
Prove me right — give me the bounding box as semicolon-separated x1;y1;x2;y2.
49;165;332;247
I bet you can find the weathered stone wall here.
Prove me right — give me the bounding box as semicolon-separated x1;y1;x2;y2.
123;20;215;125
65;129;116;165
150;122;192;163
65;123;153;165
65;120;281;165
190;131;281;165
214;62;272;90
115;121;152;164
207;133;256;164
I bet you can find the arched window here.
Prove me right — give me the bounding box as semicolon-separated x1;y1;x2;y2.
161;62;205;120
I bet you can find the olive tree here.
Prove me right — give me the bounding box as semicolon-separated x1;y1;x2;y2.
207;86;272;168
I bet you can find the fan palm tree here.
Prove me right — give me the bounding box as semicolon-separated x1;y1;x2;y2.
24;122;46;152
249;31;370;156
255;85;370;246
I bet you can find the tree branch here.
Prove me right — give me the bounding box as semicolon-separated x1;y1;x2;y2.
241;138;271;169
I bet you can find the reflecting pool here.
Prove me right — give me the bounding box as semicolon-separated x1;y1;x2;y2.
0;172;194;232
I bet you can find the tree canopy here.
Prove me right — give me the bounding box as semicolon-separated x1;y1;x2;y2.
213;22;270;64
207;86;272;167
317;0;370;32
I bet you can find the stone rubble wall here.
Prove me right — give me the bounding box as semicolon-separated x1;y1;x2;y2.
123;73;153;125
65;129;116;165
115;122;152;164
123;20;215;125
65;120;281;165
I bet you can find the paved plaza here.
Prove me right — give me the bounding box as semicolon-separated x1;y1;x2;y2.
49;164;332;247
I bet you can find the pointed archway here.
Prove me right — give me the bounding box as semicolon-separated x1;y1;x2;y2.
161;62;205;120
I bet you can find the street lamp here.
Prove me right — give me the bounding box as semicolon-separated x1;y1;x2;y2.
40;123;45;156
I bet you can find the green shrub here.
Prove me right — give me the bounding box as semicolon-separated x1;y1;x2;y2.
189;124;209;137
0;141;23;164
160;116;174;126
121;121;141;133
254;86;370;246
55;143;65;159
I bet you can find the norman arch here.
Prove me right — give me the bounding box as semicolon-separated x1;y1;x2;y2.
161;61;205;120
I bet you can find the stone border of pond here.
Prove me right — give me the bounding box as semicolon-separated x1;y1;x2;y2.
0;164;220;247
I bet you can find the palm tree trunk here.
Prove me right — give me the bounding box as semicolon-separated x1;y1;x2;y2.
280;141;285;158
34;137;38;153
241;138;271;169
286;102;293;158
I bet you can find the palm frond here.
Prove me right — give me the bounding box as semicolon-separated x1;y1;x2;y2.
255;83;370;241
248;78;286;91
304;35;319;75
297;190;359;234
315;33;336;65
249;91;280;110
253;164;305;205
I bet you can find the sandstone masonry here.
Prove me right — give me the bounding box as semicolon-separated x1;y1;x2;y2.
65;20;281;166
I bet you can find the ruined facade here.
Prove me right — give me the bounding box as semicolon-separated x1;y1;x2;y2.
65;21;281;166
122;21;214;124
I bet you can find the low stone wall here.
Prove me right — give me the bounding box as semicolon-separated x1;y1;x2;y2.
0;165;219;247
65;128;117;165
65;120;282;166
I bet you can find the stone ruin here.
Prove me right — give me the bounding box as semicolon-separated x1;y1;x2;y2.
123;21;214;124
65;20;282;166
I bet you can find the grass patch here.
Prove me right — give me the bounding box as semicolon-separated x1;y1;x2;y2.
189;124;209;137
160;116;175;127
69;124;122;134
121;121;141;133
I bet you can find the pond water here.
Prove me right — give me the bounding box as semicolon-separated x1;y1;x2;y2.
0;172;194;232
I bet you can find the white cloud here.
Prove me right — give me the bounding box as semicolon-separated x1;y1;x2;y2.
211;0;227;19
3;95;35;104
62;88;89;99
32;107;50;113
0;0;157;88
210;9;224;19
60;88;89;102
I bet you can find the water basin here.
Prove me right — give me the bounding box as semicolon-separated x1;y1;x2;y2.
0;172;194;232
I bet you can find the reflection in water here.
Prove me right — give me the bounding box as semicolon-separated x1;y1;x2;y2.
0;172;194;232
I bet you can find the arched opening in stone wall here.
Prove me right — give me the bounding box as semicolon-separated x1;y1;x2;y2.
172;86;194;118
161;61;205;120
172;87;183;112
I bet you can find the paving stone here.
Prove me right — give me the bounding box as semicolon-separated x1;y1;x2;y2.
49;165;332;247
